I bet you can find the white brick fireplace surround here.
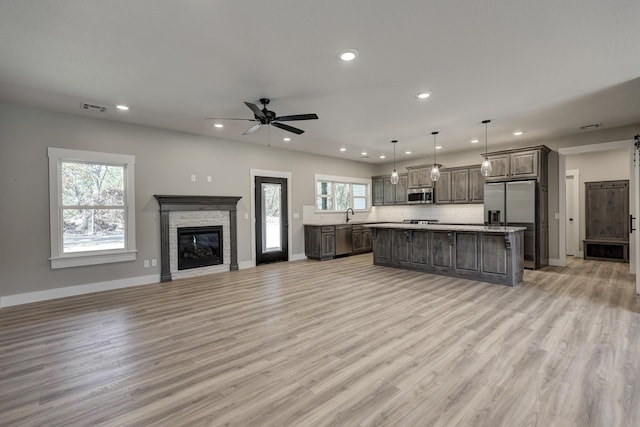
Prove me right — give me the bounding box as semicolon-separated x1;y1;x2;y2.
154;195;242;282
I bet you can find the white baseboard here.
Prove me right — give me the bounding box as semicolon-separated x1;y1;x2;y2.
1;254;311;309
238;260;255;269
291;253;307;261
1;274;160;308
548;258;565;267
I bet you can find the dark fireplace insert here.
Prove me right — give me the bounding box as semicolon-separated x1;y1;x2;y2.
177;226;223;270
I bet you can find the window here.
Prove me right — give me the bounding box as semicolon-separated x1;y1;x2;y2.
315;174;371;211
48;148;136;268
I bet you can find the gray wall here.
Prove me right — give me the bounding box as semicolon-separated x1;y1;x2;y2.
566;148;630;249
0;103;377;297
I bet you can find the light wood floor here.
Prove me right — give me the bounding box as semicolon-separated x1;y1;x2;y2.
1;255;638;426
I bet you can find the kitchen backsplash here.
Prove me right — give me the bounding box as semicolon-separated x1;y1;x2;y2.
303;204;484;225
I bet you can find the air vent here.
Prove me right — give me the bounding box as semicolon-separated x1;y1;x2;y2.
80;102;109;113
580;123;601;130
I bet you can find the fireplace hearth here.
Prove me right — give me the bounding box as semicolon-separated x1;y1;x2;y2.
177;226;223;270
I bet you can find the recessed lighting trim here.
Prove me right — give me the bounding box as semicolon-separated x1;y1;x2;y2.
361;152;367;156
415;91;431;99
339;49;358;62
470;138;479;143
339;147;347;152
379;155;386;159
213;123;223;128
513;131;524;136
404;151;412;155
283;137;291;142
116;105;129;111
435;146;442;150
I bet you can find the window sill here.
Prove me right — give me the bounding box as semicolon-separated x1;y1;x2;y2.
50;250;137;269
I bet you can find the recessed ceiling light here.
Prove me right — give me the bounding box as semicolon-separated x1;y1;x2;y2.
379;155;386;159
283;137;291;142
435;146;442;150
339;49;358;62
415;92;431;99
116;105;129;111
339;147;347;152
213;123;223;128
513;131;524;136
404;151;412;155
361;151;367;156
470;138;479;143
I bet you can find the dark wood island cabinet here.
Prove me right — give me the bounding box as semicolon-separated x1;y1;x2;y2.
367;223;525;286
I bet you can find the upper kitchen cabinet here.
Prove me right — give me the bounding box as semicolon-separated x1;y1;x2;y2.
469;166;485;203
372;173;408;206
484;146;550;184
435;165;482;204
407;165;433;188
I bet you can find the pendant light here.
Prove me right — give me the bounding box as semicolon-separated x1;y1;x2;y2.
390;140;399;185
430;131;441;182
480;119;493;177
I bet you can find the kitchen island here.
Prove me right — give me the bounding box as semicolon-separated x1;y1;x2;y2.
366;223;525;286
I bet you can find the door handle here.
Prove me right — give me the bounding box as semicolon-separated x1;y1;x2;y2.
631;215;636;234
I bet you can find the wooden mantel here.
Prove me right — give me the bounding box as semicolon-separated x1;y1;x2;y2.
154;195;242;282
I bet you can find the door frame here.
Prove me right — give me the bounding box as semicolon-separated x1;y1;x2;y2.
558;139;635;284
250;169;292;267
565;169;581;257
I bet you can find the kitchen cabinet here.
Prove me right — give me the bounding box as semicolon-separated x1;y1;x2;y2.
469;166;484;203
372;173;408;206
407;165;434;188
352;224;373;254
435;166;477;204
304;224;373;259
304;225;335;260
484;146;549;182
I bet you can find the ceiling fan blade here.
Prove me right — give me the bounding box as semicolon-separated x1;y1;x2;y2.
272;122;305;135
243;123;263;135
205;117;256;121
244;102;266;120
274;113;319;122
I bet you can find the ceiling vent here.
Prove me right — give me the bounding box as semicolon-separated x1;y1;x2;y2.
80;102;109;113
580;123;601;130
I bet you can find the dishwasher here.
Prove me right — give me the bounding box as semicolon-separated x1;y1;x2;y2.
335;225;353;256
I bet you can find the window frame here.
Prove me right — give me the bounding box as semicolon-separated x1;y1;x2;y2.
314;174;371;212
48;147;137;269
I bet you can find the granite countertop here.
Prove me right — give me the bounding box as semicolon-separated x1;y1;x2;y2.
364;222;526;233
303;221;383;226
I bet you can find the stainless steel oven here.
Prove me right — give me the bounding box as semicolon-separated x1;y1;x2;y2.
407;187;434;204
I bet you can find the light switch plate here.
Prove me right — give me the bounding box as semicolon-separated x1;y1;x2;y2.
554;213;560;219
191;174;196;182
293;212;300;219
244;213;249;220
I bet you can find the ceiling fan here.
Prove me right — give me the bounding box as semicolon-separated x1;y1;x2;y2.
206;98;319;135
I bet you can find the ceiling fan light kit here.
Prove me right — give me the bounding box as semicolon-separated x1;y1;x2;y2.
206;98;318;136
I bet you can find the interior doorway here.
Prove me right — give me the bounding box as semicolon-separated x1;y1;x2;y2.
565;170;580;256
255;176;288;265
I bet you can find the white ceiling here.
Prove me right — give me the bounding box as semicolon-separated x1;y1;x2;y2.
1;1;640;163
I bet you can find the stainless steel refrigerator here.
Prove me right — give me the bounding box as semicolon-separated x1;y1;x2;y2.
484;180;537;269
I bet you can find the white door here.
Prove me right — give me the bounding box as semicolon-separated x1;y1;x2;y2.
632;143;640;294
565;170;579;256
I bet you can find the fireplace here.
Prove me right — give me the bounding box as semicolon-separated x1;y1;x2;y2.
177;226;223;270
154;195;242;282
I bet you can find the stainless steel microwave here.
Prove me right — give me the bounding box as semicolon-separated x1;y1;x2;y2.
407;187;434;204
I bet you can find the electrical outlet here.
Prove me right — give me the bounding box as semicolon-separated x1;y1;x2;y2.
144;260;150;268
151;259;157;267
191;174;196;182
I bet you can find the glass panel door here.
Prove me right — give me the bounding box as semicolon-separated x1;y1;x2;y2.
255;176;288;265
262;182;282;252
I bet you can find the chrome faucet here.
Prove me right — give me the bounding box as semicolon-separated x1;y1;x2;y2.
346;208;355;222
